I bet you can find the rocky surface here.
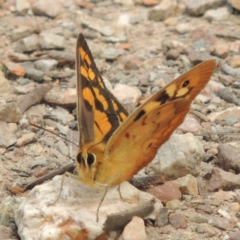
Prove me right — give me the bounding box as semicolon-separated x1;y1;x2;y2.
0;0;240;240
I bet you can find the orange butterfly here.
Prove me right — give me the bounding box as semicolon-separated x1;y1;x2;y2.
70;33;216;189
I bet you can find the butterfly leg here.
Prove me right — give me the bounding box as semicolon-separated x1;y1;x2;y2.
48;174;66;205
96;186;108;222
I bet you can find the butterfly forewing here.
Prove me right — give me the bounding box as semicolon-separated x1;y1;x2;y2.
76;34;128;148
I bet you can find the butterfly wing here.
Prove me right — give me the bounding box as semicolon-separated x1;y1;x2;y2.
76;33;128;148
95;60;216;185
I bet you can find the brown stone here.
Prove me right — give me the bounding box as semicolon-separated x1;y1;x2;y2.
147;182;181;204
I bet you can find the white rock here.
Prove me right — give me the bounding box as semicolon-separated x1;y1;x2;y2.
203;7;231;21
120;216;147;240
15;176;161;240
15;0;30;15
112;83;142;108
150;133;204;179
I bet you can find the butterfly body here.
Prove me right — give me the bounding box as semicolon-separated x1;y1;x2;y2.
75;33;216;189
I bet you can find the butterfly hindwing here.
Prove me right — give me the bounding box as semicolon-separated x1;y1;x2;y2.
94;60;216;185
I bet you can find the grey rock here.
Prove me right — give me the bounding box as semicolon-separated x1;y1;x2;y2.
218;144;240;173
57;140;69;157
50;107;74;123
15;34;40;53
189;213;208;223
155;207;168;227
152;133;204;179
23;67;44;82
208;167;240;191
11;26;33;42
100;48;125;60
32;0;63;18
220;114;239;126
0;102;22;123
39;32;65;50
148;0;176;21
35;59;58;72
80;13;114;36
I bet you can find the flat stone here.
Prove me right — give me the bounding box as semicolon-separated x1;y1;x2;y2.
169;213;188;229
147;181;181;204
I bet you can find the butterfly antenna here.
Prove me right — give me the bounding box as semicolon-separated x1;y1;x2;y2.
30;123;79;148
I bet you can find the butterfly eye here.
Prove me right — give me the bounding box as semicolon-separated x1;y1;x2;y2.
87;152;96;166
76;152;84;164
182;80;190;87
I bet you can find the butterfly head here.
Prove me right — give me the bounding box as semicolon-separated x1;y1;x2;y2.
75;149;98;187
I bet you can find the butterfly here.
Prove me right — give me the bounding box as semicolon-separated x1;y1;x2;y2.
72;33;216;189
